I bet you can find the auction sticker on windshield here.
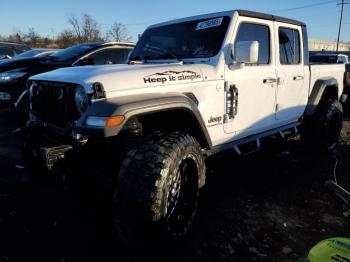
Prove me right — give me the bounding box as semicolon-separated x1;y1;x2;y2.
196;17;224;31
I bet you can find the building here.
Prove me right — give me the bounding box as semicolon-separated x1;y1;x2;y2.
309;39;350;52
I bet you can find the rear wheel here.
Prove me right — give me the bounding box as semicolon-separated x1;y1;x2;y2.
301;99;343;151
113;132;206;243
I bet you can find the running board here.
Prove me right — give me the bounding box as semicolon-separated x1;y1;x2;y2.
207;122;300;156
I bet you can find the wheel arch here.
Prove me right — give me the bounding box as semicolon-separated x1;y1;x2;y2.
304;78;339;116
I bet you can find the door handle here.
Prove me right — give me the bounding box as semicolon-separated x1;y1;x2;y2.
293;75;304;81
263;78;277;84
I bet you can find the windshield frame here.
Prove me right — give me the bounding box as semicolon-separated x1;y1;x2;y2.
129;16;231;62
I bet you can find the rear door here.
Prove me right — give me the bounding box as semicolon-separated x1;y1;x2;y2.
275;22;308;122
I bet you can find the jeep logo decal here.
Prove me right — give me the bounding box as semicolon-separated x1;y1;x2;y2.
143;71;202;84
208;116;222;127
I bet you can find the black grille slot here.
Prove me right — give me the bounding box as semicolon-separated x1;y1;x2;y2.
32;81;81;127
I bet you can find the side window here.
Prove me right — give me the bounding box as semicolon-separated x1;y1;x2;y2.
87;48;131;65
235;23;270;64
279;27;301;65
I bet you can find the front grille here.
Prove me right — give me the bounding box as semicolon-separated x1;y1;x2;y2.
31;81;81;127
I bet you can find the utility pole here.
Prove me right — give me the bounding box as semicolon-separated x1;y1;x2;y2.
336;0;348;52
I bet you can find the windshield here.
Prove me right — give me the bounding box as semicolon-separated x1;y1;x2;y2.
129;16;230;61
14;49;45;58
49;43;98;62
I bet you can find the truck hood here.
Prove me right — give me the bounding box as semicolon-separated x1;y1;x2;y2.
30;63;219;94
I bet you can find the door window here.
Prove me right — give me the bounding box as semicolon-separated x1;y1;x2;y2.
87;48;131;65
235;23;270;64
279;28;301;65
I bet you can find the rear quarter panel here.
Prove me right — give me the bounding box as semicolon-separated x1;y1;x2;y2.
309;64;345;98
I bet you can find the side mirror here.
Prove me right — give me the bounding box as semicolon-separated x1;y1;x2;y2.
234;41;259;64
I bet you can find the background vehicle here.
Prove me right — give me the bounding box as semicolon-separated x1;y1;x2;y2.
12;48;60;59
23;10;346;242
0;42;30;60
0;41;135;116
310;52;350;64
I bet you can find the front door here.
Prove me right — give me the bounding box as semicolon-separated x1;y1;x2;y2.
224;18;277;137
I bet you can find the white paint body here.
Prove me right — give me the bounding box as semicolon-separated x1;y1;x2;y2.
31;10;345;147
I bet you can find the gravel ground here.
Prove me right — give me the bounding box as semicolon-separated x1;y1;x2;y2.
1;111;350;262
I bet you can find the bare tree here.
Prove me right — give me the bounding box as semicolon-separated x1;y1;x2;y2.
24;27;40;46
107;22;132;42
67;14;82;41
67;14;102;42
56;29;76;48
82;14;101;41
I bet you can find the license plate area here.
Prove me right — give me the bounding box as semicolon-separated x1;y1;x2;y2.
40;145;72;170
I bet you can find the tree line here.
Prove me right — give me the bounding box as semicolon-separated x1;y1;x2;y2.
0;14;132;48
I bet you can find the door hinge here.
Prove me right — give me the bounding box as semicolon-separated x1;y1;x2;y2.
275;104;280;112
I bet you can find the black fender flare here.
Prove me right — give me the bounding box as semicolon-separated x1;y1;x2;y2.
304;78;338;116
75;93;212;147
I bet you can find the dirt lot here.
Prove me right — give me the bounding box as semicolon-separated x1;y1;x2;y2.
1;111;350;262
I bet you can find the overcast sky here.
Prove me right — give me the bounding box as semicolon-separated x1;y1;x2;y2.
1;0;349;42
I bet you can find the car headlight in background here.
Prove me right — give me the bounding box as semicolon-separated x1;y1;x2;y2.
75;86;89;114
0;68;27;82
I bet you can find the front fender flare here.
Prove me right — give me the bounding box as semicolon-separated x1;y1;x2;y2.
75;93;212;146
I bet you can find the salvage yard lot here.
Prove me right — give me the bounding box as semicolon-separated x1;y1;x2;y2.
1;112;350;261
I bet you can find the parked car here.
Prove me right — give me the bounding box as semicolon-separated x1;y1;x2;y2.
12;48;60;59
23;9;346;241
310;53;350;64
0;42;135;117
0;42;30;60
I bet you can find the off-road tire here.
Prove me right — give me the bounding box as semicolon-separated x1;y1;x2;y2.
113;132;206;243
301;99;343;151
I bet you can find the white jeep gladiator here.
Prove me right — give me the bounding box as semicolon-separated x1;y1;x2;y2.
23;10;346;240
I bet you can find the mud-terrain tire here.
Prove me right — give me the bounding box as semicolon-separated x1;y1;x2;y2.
113;132;206;243
301;99;343;151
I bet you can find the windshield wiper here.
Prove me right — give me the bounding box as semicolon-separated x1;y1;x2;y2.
156;51;184;63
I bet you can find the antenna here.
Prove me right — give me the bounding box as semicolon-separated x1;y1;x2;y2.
336;0;349;53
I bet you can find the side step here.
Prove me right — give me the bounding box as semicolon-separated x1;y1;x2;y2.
208;122;300;156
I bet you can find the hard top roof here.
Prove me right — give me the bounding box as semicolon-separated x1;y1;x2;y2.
149;9;306;29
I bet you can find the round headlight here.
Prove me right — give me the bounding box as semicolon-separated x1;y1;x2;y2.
75;86;89;114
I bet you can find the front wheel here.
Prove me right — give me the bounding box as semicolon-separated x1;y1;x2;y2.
301;99;343;151
113;132;206;243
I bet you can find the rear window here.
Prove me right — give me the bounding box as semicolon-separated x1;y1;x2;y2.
310;55;338;64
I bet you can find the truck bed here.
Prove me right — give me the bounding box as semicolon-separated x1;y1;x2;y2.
309;64;345;98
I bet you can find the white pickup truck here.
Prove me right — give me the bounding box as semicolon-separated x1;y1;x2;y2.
23;10;346;241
